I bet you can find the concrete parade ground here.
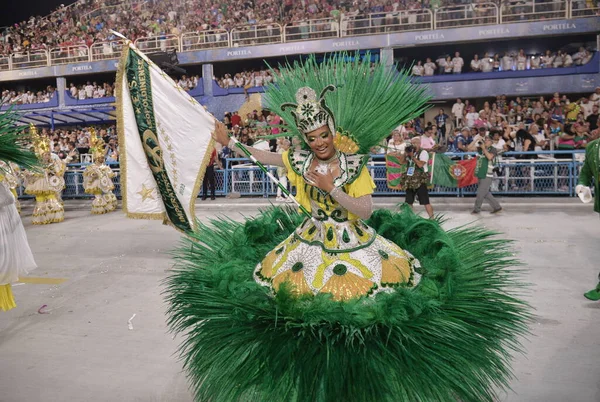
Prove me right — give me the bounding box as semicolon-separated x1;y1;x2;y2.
0;197;599;402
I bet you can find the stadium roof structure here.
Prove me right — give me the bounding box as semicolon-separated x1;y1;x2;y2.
16;107;116;128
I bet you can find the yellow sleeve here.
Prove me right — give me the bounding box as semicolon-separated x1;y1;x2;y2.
281;150;311;213
345;165;376;198
281;150;302;187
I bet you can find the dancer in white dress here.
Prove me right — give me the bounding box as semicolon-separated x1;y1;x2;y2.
0;182;37;311
0;111;38;311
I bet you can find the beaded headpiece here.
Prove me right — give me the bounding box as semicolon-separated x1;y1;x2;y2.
264;52;431;155
281;86;336;135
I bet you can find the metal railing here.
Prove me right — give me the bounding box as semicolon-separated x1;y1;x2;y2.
0;55;11;71
50;45;90;66
90;40;125;61
230;24;283;47
11;50;49;70
501;0;568;23
134;34;180;53
181;30;229;51
570;0;600;17
0;1;597;71
435;3;499;29
284;18;339;42
17;150;586;200
343;10;433;36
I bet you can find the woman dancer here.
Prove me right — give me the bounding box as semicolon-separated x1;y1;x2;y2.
165;54;530;402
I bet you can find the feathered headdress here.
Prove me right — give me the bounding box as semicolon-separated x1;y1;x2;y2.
30;123;51;158
264;52;431;155
0;110;39;171
89;128;106;161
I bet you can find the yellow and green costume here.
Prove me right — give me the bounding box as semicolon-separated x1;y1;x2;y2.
255;150;419;301
165;53;530;402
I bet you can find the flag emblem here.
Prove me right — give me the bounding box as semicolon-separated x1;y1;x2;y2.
449;164;467;180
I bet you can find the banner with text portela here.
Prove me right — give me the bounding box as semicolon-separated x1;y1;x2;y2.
116;42;215;233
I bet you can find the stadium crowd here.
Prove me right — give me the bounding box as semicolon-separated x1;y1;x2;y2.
1;86;56;104
2;0;593;58
215;69;275;89
411;47;595;76
216;88;600;160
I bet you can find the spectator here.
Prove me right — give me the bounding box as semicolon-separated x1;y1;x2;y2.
434;109;449;140
420;125;437;150
470;54;481;72
412;61;424;76
586;104;599;132
423;58;436;76
452;52;464;74
402;137;434;219
452;98;464;126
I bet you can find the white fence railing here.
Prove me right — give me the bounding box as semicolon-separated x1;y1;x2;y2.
134;34;180;53
435;3;499;29
501;0;568;23
50;46;89;66
284;18;339;42
11;50;49;70
230;24;283;47
344;10;434;36
0;1;597;71
90;40;125;61
181;30;229;51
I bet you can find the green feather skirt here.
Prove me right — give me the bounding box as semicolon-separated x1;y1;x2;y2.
165;206;530;402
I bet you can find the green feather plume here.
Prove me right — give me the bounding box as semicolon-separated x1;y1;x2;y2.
263;53;431;154
0;109;39;170
165;206;531;402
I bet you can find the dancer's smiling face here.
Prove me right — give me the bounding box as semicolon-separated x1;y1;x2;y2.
305;125;335;160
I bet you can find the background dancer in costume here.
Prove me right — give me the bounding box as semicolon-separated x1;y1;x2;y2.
164;53;530;402
83;130;118;214
576;137;600;300
0;161;21;214
23;126;65;225
0;111;38;311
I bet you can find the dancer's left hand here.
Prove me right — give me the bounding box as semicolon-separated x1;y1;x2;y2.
305;170;334;193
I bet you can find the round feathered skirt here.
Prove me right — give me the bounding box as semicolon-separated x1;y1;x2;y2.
164;206;530;402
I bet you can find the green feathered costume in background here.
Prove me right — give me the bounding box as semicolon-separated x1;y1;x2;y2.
164;53;530;402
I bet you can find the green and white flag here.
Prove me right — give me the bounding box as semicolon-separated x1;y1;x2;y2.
116;43;215;233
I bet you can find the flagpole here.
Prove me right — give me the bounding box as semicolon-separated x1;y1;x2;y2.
113;29;315;223
228;137;316;222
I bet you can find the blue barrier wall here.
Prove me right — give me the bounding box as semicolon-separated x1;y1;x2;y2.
17;150;586;201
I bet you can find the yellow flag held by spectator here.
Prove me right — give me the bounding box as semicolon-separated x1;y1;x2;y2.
116;42;215;233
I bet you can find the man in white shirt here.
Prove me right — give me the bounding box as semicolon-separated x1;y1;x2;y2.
581;97;594;119
481;52;493;73
452;52;464;74
572;47;586;65
69;83;77;97
423;58;436;76
85;81;94;98
470;54;481;72
452;98;465;125
501;52;513;71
